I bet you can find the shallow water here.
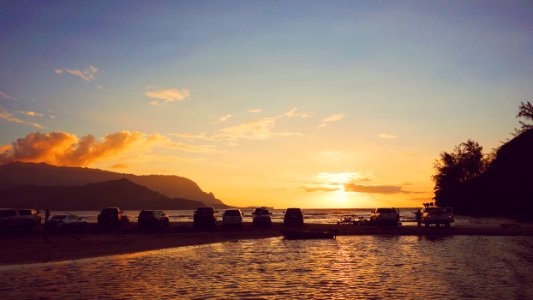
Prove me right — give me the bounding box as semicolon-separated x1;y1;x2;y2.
1;236;532;299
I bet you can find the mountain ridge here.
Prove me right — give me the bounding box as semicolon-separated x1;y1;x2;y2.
0;178;204;210
0;162;227;208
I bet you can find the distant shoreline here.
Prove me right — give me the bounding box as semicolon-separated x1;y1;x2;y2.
1;222;532;266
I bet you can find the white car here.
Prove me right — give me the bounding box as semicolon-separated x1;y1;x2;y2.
370;208;400;226
45;214;88;231
222;209;243;227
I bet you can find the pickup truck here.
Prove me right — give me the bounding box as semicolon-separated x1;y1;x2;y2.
0;208;40;231
421;207;454;227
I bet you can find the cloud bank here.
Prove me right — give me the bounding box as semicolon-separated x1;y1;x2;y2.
0;131;144;166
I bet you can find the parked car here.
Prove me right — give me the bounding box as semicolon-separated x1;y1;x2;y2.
0;208;38;231
370;208;400;226
17;209;42;225
252;207;272;226
193;207;217;229
97;207;128;226
284;208;304;226
138;210;169;227
222;209;243;227
421;207;454;227
45;214;87;231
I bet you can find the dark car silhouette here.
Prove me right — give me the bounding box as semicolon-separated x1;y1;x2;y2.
284;208;304;226
193;207;217;229
97;207;128;226
138;210;170;227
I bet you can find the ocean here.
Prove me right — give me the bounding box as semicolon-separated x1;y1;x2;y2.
1;235;532;299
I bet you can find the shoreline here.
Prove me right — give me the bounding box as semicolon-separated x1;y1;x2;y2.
1;222;532;266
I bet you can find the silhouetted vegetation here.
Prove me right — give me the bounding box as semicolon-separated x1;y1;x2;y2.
433;102;533;219
516;101;533;134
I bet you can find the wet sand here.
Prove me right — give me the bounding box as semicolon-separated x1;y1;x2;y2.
1;222;532;265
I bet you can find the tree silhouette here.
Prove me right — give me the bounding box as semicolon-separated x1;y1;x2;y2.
516;101;533;133
432;140;486;207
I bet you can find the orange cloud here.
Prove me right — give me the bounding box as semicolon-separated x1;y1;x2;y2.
110;163;129;169
0;131;143;166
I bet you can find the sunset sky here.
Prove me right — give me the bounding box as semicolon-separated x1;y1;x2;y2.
1;1;532;208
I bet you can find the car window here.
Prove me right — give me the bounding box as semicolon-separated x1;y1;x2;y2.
286;209;302;215
18;210;31;215
224;210;241;216
1;210;17;217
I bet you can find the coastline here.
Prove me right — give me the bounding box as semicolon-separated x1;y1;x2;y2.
1;222;532;266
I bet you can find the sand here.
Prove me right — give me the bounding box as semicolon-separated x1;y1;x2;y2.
1;222;532;265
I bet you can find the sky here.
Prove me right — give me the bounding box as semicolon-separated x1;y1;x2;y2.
1;1;532;208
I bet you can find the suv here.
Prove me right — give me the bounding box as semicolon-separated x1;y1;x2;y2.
0;208;38;231
17;209;42;225
252;207;272;226
222;209;243;227
284;208;304;226
370;208;400;226
138;210;170;227
97;207;128;226
193;207;217;229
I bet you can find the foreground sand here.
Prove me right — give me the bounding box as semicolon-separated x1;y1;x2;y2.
1;222;532;265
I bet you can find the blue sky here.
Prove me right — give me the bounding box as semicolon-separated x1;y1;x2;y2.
1;1;532;207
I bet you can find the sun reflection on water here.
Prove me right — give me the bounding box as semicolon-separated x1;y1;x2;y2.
1;236;533;299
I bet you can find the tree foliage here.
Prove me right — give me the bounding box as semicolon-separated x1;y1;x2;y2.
516;101;533;134
432;140;486;207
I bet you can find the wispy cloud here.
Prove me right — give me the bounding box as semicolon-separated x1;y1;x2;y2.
0;90;15;101
172;108;308;144
284;107;313;119
318;114;345;128
248;108;263;113
19;111;44;117
379;133;397;139
343;183;422;194
169;132;211;141
212;114;233;124
303;186;339;192
0;108;44;129
145;88;190;106
147;134;215;153
216;117;299;142
55;65;98;81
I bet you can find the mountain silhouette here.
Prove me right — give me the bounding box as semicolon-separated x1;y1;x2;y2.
0;178;204;210
0;162;227;208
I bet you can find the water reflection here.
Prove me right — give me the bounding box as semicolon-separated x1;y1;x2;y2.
1;236;532;299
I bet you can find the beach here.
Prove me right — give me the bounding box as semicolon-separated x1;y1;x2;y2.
2;221;533;265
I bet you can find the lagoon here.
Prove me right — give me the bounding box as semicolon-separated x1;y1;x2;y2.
1;235;532;299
